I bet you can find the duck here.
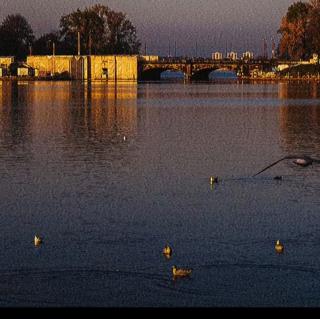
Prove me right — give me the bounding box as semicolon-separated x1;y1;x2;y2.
253;155;320;177
210;176;219;185
172;265;192;278
34;235;43;246
273;176;283;181
163;244;172;258
275;240;284;253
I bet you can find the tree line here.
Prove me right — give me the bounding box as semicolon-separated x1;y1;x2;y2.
278;0;320;60
0;4;141;60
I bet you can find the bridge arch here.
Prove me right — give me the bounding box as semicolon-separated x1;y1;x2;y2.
209;68;238;80
191;66;239;81
140;64;186;81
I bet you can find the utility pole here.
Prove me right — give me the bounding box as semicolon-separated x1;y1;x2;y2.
271;37;275;59
263;38;267;59
168;41;171;57
77;31;81;56
52;42;55;75
225;41;228;59
144;43;147;55
195;41;198;57
174;40;177;57
88;33;92;55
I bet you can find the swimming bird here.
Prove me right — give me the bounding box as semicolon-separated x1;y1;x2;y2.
275;240;284;254
163;244;172;258
34;235;42;246
253;155;320;177
210;176;219;185
172;265;192;278
273;176;283;181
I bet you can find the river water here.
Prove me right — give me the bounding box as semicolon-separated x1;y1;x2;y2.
0;79;320;307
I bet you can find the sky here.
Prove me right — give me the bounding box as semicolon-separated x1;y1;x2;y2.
0;0;297;57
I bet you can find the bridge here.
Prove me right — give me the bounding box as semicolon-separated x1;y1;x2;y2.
138;57;299;81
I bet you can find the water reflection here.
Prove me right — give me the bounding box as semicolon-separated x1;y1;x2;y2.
0;81;33;148
0;81;138;161
63;82;138;146
278;82;320;154
1;80;320;306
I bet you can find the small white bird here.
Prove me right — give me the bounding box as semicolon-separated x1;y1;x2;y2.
34;235;42;246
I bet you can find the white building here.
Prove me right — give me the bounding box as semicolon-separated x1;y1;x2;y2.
227;51;238;61
242;51;254;60
212;52;223;60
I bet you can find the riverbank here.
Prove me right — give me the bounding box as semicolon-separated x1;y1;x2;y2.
1;75;320;83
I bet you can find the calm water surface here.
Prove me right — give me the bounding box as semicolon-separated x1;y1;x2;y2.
0;80;320;307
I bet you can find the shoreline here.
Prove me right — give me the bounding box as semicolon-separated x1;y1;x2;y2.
1;76;320;83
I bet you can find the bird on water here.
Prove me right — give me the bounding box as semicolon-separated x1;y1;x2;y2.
163;244;172;258
253;155;320;177
275;240;284;254
34;235;42;246
210;176;219;184
172;265;192;278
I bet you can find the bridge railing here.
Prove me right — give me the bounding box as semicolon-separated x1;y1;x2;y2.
139;57;300;67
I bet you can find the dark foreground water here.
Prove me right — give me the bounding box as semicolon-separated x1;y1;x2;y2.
1;79;320;307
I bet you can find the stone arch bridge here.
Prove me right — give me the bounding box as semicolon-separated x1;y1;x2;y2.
138;57;289;81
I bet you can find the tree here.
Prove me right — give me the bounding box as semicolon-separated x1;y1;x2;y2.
104;9;141;54
59;4;141;55
59;7;106;55
0;14;34;60
307;0;320;55
32;31;61;55
278;1;311;60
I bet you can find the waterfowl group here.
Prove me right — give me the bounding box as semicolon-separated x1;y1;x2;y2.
162;244;192;278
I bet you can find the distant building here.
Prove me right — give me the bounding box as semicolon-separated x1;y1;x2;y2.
0;56;14;68
242;51;254;60
140;55;159;62
212;52;223;60
9;62;35;77
0;56;14;77
310;54;319;64
276;64;289;72
227;51;238;61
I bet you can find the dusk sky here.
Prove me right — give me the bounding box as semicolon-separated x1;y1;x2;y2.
1;0;297;57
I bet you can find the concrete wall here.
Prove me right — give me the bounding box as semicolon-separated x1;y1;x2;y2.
27;55;138;81
0;57;14;67
89;55;138;81
27;55;86;79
